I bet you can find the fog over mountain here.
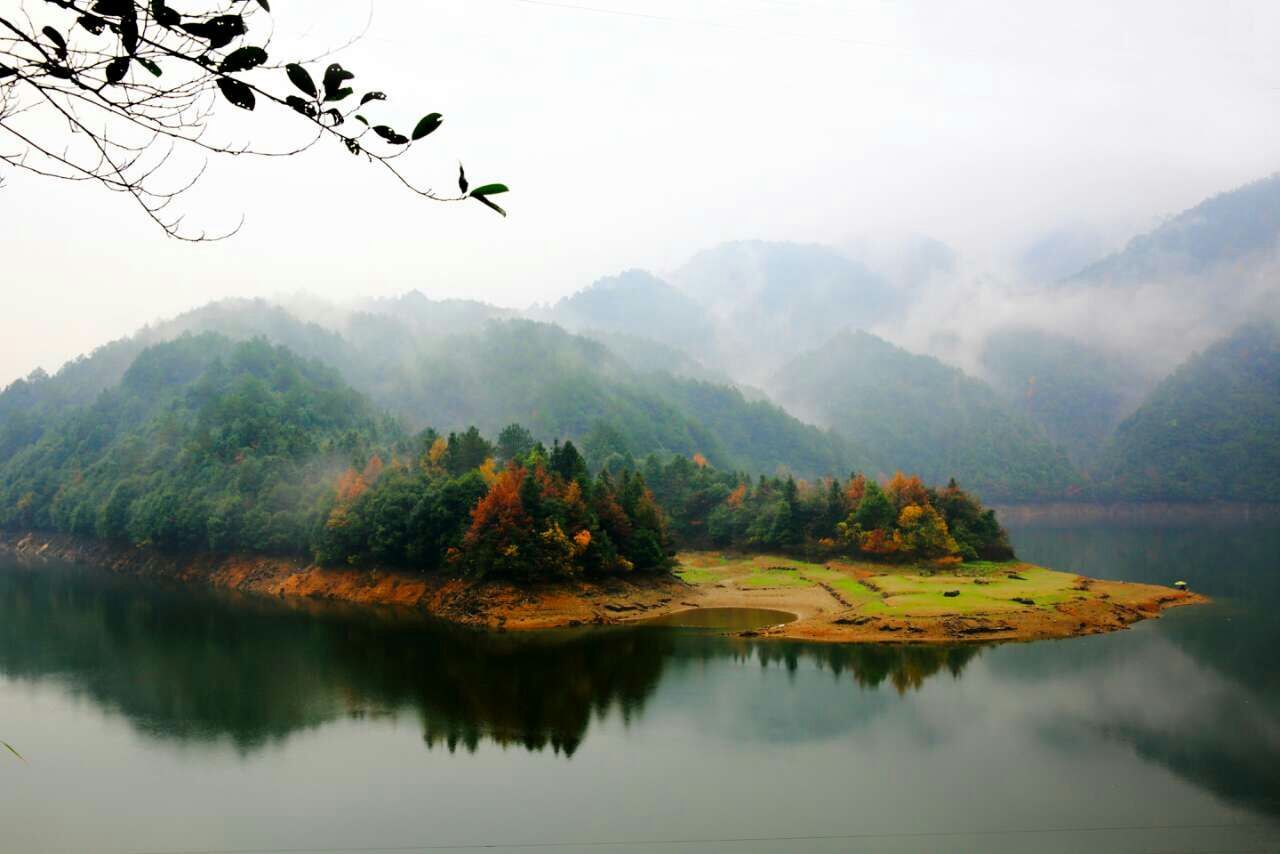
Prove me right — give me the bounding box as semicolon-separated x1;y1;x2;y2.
4;168;1280;501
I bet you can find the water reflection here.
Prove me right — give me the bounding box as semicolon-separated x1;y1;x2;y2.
1003;520;1280;818
0;563;987;757
1;519;1278;832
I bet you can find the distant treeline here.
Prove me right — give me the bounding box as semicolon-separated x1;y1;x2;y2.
0;336;1011;578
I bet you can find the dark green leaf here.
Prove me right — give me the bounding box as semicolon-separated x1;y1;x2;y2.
182;15;245;50
285;63;316;98
1;740;24;763
354;114;369;125
457;163;468;194
93;0;134;17
344;138;361;156
256;0;272;11
149;0;181;28
472;194;507;217
469;183;509;197
77;15;107;35
41;27;68;60
219;46;267;73
373;125;408;145
137;57;162;77
0;65;16;81
411;113;442;141
321;108;344;127
359;91;386;105
323;63;354;100
120;16;138;54
105;56;130;84
285;95;317;117
216;75;255;110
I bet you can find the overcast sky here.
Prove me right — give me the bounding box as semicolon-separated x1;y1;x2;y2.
2;0;1278;385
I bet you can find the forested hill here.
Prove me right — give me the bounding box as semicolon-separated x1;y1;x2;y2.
772;331;1078;501
547;270;715;355
0;300;351;454
1067;174;1280;285
670;240;904;382
0;301;869;480
981;328;1150;467
0;333;1012;576
1096;323;1280;500
342;317;872;476
0;336;398;553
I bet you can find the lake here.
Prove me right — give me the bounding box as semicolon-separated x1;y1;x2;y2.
2;519;1279;854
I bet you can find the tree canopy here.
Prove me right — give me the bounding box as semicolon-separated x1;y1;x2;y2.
0;333;1013;576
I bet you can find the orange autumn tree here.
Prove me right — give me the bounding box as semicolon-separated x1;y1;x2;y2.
884;471;929;511
460;464;533;578
845;473;867;507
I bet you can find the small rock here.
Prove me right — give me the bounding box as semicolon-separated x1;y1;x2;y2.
943;589;960;598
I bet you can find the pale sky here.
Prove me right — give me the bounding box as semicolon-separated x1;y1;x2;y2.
2;0;1279;385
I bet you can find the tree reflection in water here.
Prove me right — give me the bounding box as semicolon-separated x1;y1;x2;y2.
0;562;983;756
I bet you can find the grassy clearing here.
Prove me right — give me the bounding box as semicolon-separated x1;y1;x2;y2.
674;551;1104;618
741;567;815;589
674;566;723;585
864;564;1088;616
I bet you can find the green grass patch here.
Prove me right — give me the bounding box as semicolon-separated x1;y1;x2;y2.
741;567;816;589
674;567;722;585
861;565;1090;616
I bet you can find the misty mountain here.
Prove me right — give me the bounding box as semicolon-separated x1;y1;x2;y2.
0;335;394;553
771;331;1078;500
337;317;869;477
0;300;868;480
981;328;1149;466
357;291;512;338
1068;174;1280;285
573;330;731;384
1096;323;1280;500
670;241;903;382
547;270;716;355
1016;227;1111;284
0;300;351;456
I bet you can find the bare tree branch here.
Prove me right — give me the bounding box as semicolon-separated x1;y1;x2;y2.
0;0;509;240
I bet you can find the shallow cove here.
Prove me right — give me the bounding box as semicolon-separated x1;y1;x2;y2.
640;606;797;630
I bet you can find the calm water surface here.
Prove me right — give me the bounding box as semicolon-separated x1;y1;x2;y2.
2;520;1279;854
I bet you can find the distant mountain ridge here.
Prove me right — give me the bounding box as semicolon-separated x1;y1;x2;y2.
771;331;1078;501
1067;174;1280;285
1096;322;1280;501
0;300;869;480
9;167;1280;503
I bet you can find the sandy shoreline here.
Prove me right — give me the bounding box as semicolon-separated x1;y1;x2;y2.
0;532;1205;644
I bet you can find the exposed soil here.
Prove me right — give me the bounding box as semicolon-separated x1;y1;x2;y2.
0;533;1206;644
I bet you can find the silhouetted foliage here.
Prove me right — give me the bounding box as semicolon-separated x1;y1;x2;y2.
0;0;507;238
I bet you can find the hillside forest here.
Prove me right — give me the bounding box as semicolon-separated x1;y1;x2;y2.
0;337;1011;577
